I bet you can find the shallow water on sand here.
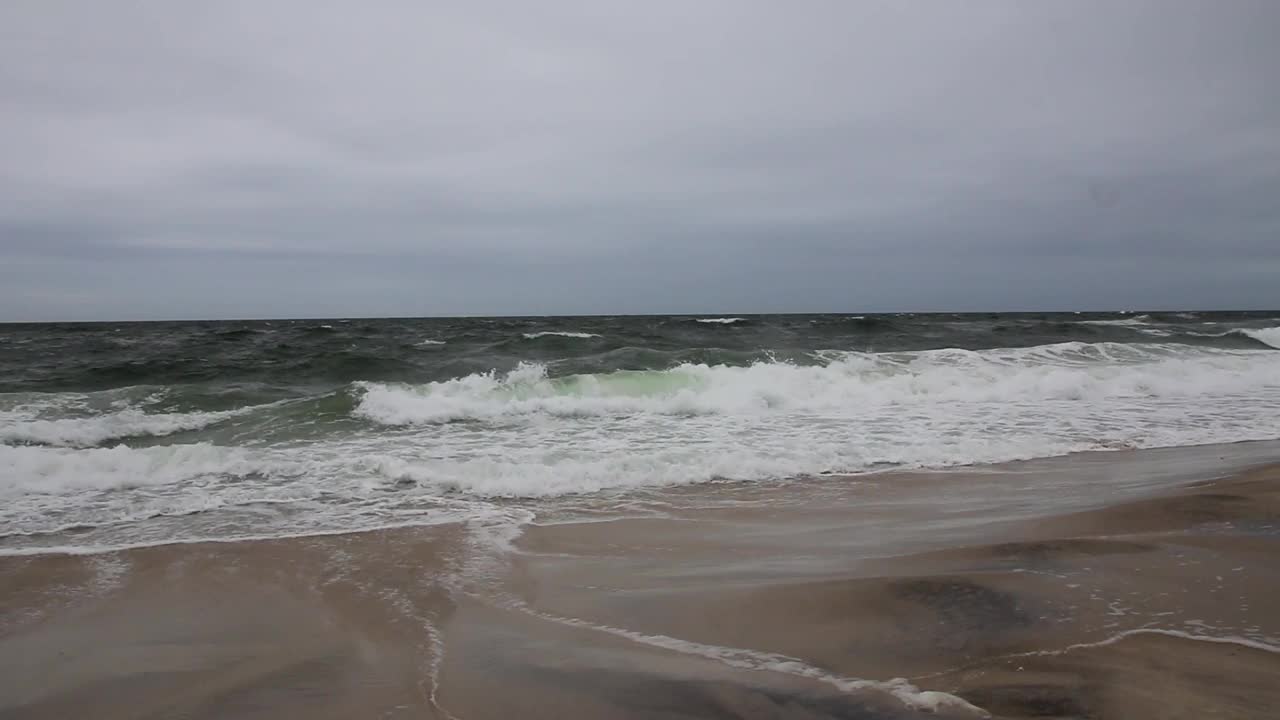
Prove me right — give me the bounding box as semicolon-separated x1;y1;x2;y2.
3;444;1280;719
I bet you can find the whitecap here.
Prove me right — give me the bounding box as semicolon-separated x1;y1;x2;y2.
521;331;601;339
353;343;1280;427
1241;327;1280;349
1185;326;1280;349
0;405;264;448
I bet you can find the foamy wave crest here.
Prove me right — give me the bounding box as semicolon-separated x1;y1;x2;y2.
0;443;256;494
354;343;1280;426
1185;326;1280;349
1241;327;1280;349
0;407;250;448
418;339;447;346
695;317;745;324
521;331;601;339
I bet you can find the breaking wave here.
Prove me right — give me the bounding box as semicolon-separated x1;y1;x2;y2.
353;342;1279;425
1183;326;1280;349
0;442;258;494
1240;327;1280;349
0;405;268;448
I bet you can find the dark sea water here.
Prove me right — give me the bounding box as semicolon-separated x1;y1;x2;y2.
3;311;1279;553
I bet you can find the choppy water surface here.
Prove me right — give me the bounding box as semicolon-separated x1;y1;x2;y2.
3;311;1279;553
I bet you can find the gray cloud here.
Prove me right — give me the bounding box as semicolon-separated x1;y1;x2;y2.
1;0;1277;320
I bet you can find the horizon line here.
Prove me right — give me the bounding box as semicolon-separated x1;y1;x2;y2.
2;307;1278;325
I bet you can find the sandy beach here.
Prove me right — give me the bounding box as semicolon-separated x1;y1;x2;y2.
3;442;1280;719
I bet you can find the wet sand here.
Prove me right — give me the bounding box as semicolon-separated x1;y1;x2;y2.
3;445;1280;719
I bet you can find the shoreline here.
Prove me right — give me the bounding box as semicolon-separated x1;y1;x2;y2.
7;438;1280;559
4;443;1280;718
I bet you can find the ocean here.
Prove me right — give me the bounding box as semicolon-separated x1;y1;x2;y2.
3;310;1279;555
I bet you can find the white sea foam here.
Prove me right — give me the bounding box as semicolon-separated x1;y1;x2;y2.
521;331;601;339
695;317;746;324
0;407;250;447
332;342;1280;499
0;442;258;494
0;442;486;553
417;339;447;346
1242;326;1280;349
354;343;1280;425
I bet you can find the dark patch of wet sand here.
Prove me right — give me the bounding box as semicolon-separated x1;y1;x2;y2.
510;463;1280;718
941;631;1280;720
435;602;975;720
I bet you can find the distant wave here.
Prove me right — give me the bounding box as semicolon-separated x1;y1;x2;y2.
694;317;745;324
522;331;601;339
1186;326;1280;349
1078;315;1152;326
807;315;892;329
417;339;447;346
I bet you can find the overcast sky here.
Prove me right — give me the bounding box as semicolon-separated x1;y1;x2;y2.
1;1;1277;320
